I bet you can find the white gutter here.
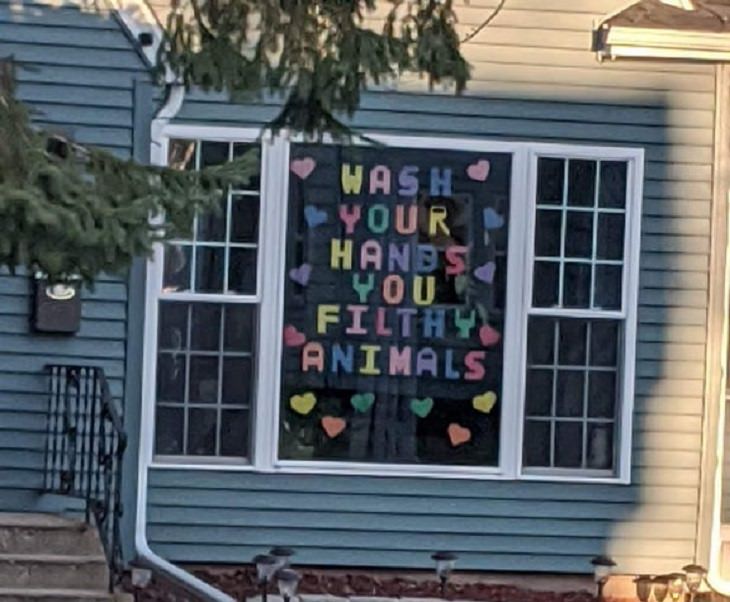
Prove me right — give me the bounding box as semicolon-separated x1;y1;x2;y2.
597;26;730;62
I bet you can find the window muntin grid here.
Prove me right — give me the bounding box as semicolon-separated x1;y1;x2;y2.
523;156;628;474
154;139;261;460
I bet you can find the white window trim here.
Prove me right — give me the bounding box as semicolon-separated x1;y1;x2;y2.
142;124;643;484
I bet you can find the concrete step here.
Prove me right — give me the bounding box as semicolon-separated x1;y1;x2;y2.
0;514;103;556
0;553;109;590
0;588;113;602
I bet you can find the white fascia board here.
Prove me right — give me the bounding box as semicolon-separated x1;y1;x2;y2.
600;26;730;61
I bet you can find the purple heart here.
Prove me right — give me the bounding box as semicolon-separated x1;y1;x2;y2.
474;261;496;284
289;263;312;286
304;205;328;228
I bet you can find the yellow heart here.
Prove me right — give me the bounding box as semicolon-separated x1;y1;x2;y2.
290;392;317;415
472;391;497;414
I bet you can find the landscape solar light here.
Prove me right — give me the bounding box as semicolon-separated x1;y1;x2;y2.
653;576;670;602
431;551;458;598
683;564;707;599
276;568;301;602
634;575;653;602
667;573;686;602
590;556;616;601
269;546;296;571
253;554;278;602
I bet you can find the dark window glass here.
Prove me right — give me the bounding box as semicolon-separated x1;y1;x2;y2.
591;322;619;366
594;265;622;310
222;358;253;404
597;214;625;260
563;262;591;308
220;409;249;456
565;211;593;259
191;304;221;351
233;143;262;190
163;245;191;293
567;160;596;207
155;407;184;455
189;356;219;403
537;158;564;205
228;248;258;294
225;305;256;352
558;320;587;365
187;408;217;455
588;372;616;418
524;420;551;466
599;162;627;209
158;302;188;350
197;198;227;242
157;353;186;402
587;423;614;469
535;210;561;257
533;262;559;307
200;141;229;168
527;317;555;365
230;196;260;243
195;247;225;293
525;369;553;416
555;370;584;417
554;422;583;468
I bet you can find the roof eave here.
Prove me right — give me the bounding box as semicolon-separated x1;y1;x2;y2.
597;25;730;62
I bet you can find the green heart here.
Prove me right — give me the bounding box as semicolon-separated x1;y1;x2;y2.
410;397;434;418
350;392;375;413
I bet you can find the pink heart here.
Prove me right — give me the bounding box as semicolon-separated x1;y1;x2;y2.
467;159;490;182
289;263;312;286
283;325;306;347
291;157;316;180
479;324;501;347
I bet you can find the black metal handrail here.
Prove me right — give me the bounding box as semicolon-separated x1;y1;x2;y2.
45;365;127;592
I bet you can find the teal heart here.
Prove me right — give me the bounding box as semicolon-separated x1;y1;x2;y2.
351;393;375;413
410;397;434;418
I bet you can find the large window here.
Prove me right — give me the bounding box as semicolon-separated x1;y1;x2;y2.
146;131;642;482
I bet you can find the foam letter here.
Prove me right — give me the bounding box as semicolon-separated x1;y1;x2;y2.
444;349;460;380
430;167;453;196
398;165;419;196
352;273;375;303
395;204;418;235
413;276;436;306
346;305;368;335
367;204;389;234
396;308;417;337
428;206;451;237
445;245;468;276
342;163;363;194
302;342;324;373
422;308;446;338
331;343;354;374
415;347;438;377
454;309;476;339
389;346;412;376
415;245;438;274
375;307;392;336
339;205;362;234
360;345;381;375
331;239;353;270
464;350;486;381
388;243;410;273
369;165;391;195
317;304;340;335
360;240;383;270
382;274;405;305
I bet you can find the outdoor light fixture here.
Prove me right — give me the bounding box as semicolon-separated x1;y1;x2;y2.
431;551;458;598
590;556;616;602
253;554;278;602
683;564;707;601
269;546;295;571
276;568;301;602
634;575;653;602
653;576;670;602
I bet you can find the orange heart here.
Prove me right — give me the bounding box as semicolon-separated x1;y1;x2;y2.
448;423;471;447
321;416;346;439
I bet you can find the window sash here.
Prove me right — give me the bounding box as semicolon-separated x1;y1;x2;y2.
141;129;643;484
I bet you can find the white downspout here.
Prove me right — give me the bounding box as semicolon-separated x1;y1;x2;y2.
134;83;236;602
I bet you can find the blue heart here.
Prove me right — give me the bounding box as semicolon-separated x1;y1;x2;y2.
483;208;504;230
304;205;328;228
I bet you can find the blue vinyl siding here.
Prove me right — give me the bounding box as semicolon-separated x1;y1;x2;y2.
145;0;715;576
0;0;150;512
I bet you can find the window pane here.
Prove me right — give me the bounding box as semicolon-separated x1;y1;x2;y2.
279;144;512;466
157;353;186;402
163;245;191;293
567;160;596;207
525;369;553;416
533;262;559;307
158;302;188;350
189;356;219;403
563;262;591;308
591;321;619;366
587;423;614;469
594;265;622;310
555;370;584;417
564;211;593;259
195;247;225;293
228;248;257;294
599;162;627;209
597;214;624;260
187;408;217;455
535;209;561;257
220;409;249;456
588;371;616;418
537;158;564;205
191;304;221;351
222;358;253;404
554;422;583;468
225;305;256;352
197;198;227;242
230;195;260;243
558;320;587;365
524;420;551;467
233;143;261;190
155;407;184;455
527;317;555;365
168;139;196;171
200;141;229;168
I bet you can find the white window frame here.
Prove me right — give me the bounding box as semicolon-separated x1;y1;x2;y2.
142;124;643;484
